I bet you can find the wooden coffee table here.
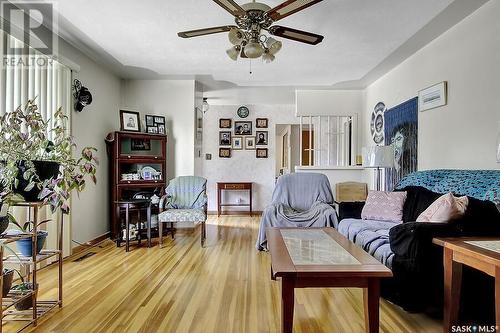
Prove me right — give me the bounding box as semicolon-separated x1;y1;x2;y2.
266;227;393;333
433;237;500;333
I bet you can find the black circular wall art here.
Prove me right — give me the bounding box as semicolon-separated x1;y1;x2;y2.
370;102;386;144
237;106;249;118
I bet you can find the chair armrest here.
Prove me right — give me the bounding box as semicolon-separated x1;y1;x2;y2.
159;195;172;212
389;221;460;260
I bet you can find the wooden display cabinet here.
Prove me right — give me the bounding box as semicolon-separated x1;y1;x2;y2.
105;131;167;242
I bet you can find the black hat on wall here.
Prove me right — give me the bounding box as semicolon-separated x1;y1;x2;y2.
73;79;93;112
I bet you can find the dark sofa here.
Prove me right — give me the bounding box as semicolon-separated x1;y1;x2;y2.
336;170;500;320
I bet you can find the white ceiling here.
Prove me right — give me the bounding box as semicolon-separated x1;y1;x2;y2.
53;0;460;86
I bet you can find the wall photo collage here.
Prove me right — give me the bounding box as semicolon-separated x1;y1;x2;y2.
219;116;268;159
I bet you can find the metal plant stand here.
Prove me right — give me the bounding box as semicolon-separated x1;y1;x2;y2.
0;202;63;332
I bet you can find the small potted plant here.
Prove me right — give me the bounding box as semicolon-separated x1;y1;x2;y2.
2;268;14;297
10;219;51;256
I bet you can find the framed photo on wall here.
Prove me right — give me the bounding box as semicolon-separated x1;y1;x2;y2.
256;131;268;145
245;137;256;150
418;81;447;112
234;121;252;135
219;131;231;146
256;148;268;158
219;148;231;158
219;118;232;129
232;136;243;150
256;118;268;128
120;110;141;132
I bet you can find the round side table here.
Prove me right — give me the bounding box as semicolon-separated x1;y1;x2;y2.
114;199;152;252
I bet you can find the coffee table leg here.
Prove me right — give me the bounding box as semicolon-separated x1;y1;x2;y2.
444;247;462;333
281;277;295;333
363;279;380;333
495;267;500;328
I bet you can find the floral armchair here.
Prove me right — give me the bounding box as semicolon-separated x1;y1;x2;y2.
158;176;208;247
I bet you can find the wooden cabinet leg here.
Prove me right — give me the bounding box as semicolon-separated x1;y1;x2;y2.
125;204;130;252
281;277;295;333
443;247;462;333
363;279;380;333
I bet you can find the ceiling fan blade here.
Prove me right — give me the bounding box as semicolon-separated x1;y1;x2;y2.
213;0;247;17
266;0;323;21
269;26;324;45
178;25;236;38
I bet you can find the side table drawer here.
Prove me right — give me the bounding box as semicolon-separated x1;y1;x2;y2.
224;184;246;190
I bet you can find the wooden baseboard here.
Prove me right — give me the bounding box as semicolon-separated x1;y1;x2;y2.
71;232;110;257
207;211;262;216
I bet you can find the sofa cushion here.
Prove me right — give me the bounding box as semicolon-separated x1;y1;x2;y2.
416;193;468;223
396;186;442;222
337;218;396;268
361;191;407;223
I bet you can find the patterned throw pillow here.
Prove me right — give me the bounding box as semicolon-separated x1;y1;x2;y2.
416;193;469;223
361;191;407;223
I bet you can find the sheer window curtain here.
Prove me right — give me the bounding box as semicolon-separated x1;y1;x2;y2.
1;31;72;258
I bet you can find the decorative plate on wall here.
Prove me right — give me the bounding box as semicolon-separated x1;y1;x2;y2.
237;106;249;118
370;102;386;144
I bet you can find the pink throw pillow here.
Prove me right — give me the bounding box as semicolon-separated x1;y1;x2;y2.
416;193;469;223
361;191;407;223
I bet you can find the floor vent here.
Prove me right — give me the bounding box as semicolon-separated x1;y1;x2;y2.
73;252;97;262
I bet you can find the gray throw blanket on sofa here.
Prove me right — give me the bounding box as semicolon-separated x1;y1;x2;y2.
256;173;338;251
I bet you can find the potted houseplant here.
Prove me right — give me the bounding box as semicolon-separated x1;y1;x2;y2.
0;99;98;251
10;219;51;256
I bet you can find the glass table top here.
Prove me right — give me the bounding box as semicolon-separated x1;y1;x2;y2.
281;229;361;266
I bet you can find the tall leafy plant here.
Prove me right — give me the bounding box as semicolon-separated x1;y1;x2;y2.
0;99;98;214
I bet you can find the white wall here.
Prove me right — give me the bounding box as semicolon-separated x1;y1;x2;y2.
120;80;196;179
364;0;500;173
296;90;363;116
60;39;121;247
202;104;298;212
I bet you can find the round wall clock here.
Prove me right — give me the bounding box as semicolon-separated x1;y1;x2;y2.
237;106;249;118
370;102;386;144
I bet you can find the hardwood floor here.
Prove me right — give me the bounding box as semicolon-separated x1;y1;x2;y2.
6;216;441;333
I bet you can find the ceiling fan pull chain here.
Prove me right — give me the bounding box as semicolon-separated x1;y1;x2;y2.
249;60;252;75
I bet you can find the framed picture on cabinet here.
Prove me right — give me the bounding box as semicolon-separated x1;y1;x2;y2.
120;110;141;132
145;114;166;134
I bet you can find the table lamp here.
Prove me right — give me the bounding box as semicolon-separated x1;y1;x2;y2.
363;146;395;191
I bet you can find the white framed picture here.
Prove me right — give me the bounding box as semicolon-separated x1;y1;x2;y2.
232;136;243;150
245;137;255;150
418;81;447;112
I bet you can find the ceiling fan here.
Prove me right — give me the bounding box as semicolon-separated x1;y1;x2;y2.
178;0;324;63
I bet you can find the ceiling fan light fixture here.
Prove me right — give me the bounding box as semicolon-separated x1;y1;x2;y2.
267;37;282;55
228;28;244;45
244;40;264;59
226;45;241;61
262;50;275;63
